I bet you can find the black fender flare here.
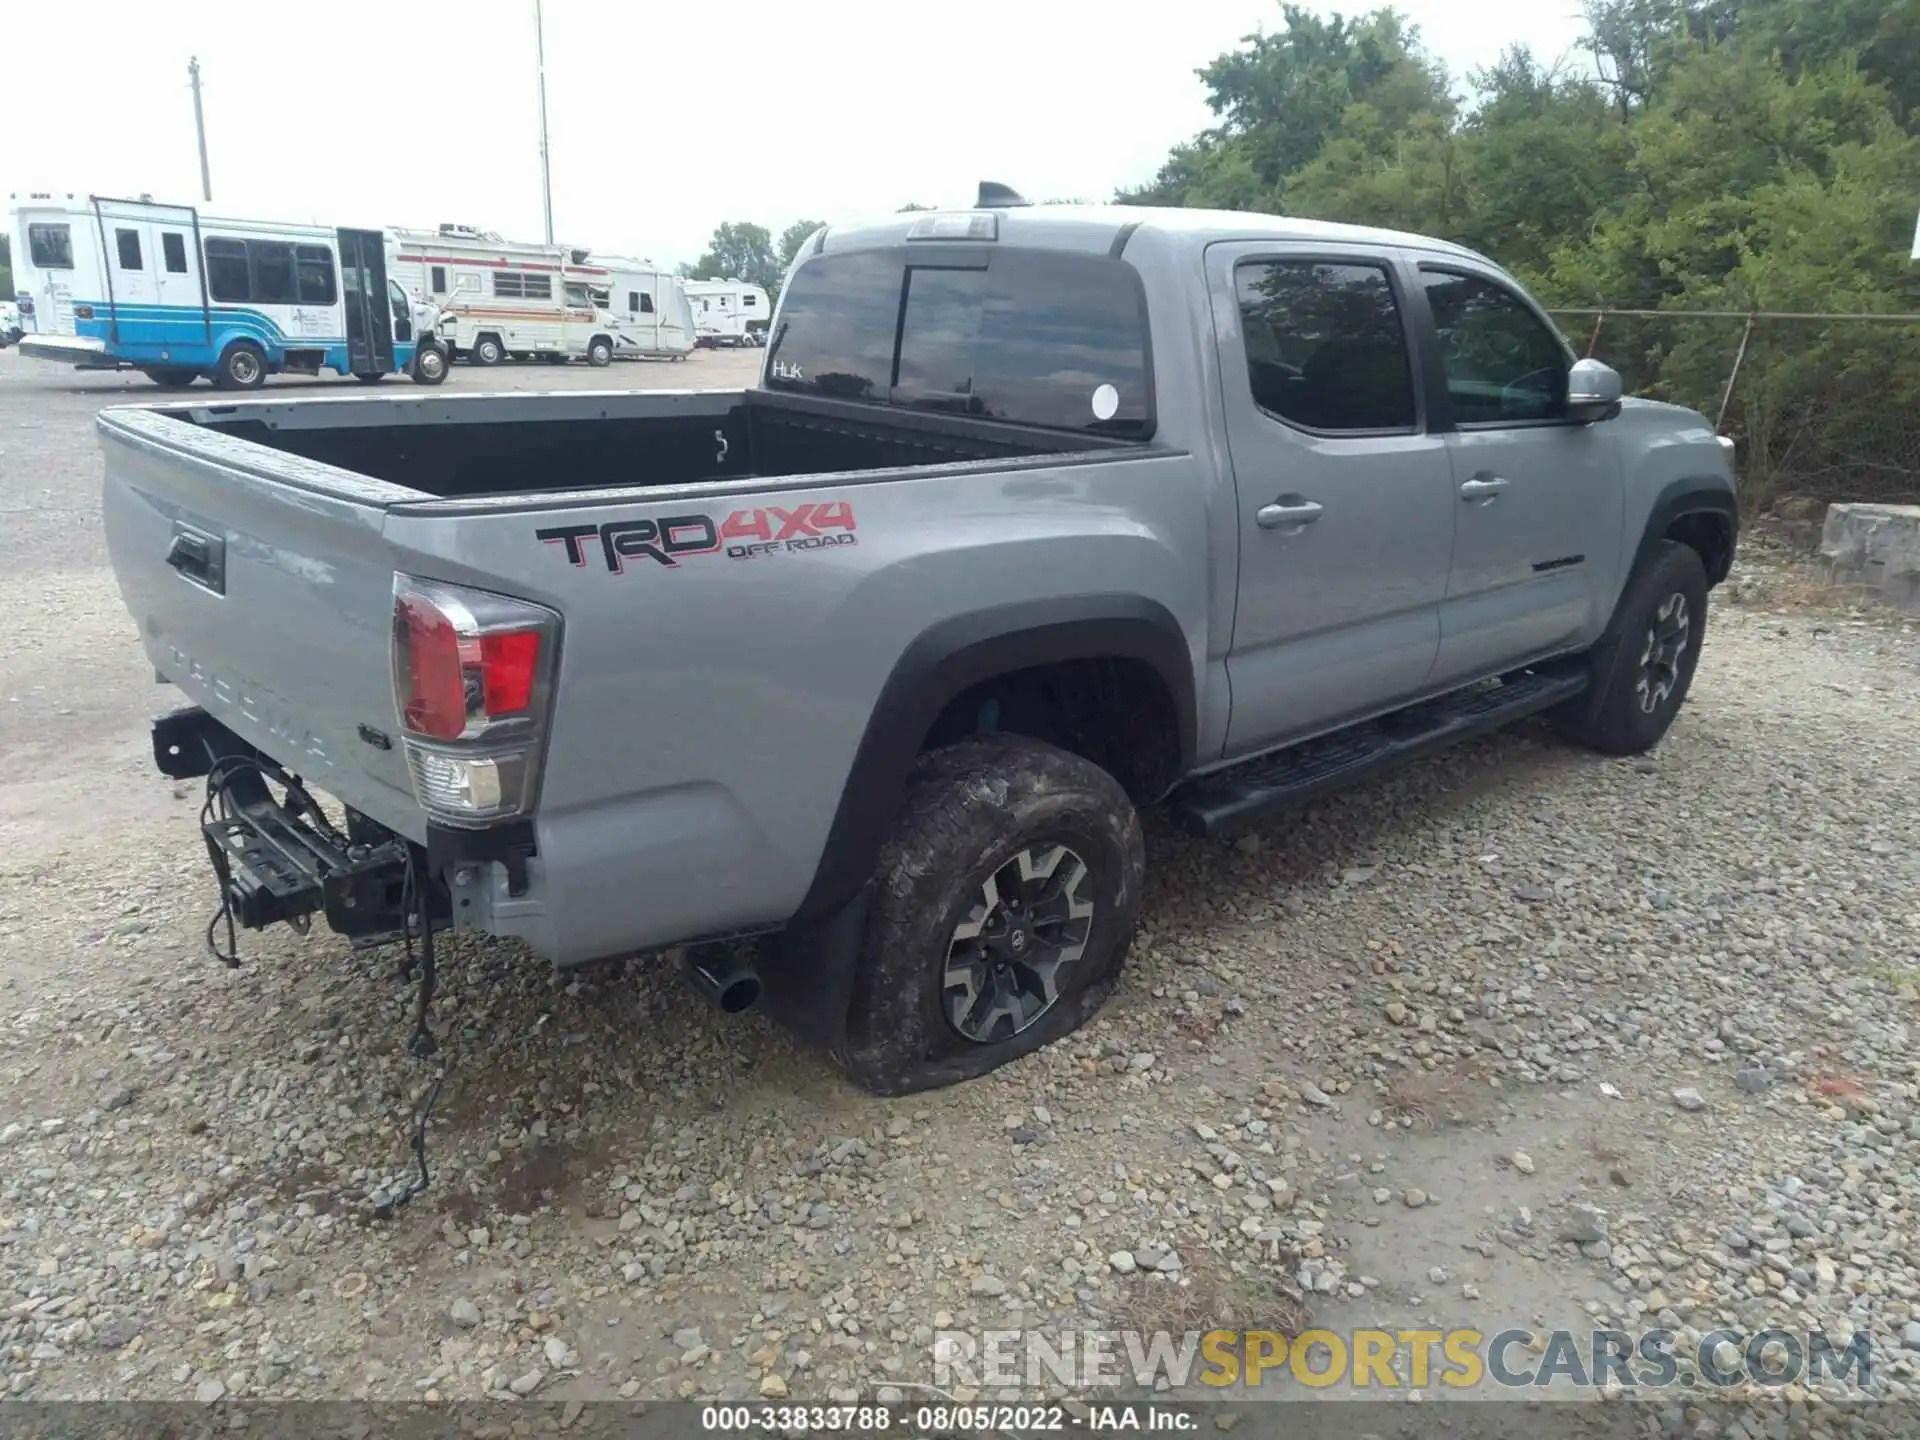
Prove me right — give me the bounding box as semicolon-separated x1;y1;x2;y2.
1633;478;1739;586
788;593;1196;929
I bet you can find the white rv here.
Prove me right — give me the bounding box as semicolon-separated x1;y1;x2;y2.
388;224;620;366
684;278;771;347
592;255;695;360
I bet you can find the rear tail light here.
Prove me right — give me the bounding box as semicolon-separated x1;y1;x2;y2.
391;575;560;826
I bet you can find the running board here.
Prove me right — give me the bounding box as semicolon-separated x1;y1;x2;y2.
1169;666;1589;839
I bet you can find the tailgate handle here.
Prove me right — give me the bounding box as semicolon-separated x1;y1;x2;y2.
167;524;226;595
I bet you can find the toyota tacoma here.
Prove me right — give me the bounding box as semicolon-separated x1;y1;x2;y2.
98;188;1737;1096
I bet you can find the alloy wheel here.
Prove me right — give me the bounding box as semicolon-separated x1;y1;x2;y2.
943;843;1096;1043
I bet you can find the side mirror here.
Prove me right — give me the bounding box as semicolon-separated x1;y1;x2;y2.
1567;357;1623;423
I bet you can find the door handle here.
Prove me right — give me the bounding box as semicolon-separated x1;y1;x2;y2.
1459;476;1508;501
166;523;225;595
1256;498;1324;529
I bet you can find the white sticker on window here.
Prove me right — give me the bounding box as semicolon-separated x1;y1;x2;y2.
1091;383;1120;421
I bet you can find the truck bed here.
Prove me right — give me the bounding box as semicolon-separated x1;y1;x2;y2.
157;387;1128;500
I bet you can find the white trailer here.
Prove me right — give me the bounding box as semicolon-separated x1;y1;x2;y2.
388;224;619;367
684;278;771;347
592;256;695;360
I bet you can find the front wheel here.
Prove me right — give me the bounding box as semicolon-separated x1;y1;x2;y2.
587;337;613;367
836;735;1144;1096
410;345;448;385
1555;539;1710;755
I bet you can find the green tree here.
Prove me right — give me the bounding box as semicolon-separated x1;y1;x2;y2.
690;221;781;297
776;219;828;273
1122;0;1920;508
1120;6;1452;208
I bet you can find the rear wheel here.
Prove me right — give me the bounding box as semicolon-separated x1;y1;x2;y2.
214;342;267;391
143;367;199;388
470;335;504;366
587;336;613;367
837;735;1144;1096
1556;539;1710;755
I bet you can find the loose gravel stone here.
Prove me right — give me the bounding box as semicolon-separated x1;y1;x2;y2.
0;450;1915;1411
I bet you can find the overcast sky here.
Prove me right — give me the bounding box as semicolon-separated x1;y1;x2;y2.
3;0;1592;270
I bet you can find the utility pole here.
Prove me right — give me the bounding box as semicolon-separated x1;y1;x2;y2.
534;0;554;244
188;56;212;202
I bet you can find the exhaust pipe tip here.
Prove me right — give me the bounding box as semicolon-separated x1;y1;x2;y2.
677;945;762;1015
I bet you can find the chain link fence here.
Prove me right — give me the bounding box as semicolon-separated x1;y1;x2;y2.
1547;308;1920;514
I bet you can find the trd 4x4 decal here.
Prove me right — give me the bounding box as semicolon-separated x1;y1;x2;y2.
538;502;858;573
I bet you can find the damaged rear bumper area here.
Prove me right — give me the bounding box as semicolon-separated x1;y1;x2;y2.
154;706;432;953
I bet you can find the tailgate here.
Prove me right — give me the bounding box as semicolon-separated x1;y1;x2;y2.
99;405;428;838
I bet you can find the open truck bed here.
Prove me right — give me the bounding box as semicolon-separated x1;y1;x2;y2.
157;386;1130;500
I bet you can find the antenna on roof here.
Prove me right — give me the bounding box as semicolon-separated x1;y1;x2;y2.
977;181;1031;209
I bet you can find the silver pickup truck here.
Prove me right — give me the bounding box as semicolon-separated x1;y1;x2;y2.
99;191;1737;1095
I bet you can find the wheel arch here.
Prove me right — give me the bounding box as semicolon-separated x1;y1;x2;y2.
787;594;1196;928
1633;478;1738;588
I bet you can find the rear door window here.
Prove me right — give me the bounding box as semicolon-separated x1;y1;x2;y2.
768;247;1153;436
27;223;73;269
1235;259;1417;432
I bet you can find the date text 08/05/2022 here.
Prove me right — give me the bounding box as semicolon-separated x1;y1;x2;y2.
700;1403;1105;1433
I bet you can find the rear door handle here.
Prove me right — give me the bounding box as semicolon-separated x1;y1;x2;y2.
1459;476;1508;501
166;523;226;595
1256;498;1325;529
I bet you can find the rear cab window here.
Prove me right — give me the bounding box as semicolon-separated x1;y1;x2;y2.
765;246;1153;438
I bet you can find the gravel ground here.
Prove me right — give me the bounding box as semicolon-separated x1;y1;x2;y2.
0;347;1916;1422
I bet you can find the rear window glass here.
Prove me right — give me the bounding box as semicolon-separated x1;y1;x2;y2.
28;223;73;270
767;248;1152;437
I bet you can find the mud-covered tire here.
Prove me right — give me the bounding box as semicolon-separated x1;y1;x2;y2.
1555;539;1710;755
836;735;1144;1096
